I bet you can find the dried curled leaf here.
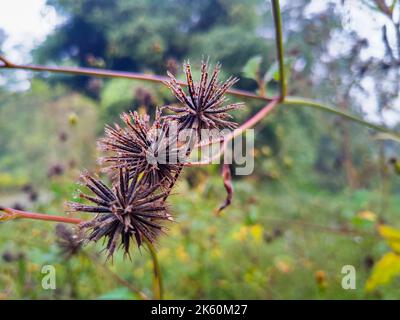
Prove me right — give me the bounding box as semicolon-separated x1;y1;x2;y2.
216;163;233;214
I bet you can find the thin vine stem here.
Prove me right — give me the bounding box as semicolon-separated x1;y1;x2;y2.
83;251;149;300
186;98;279;166
143;238;163;300
271;0;286;100
0;55;398;138
284;97;400;139
0;55;273;103
186;94;400;166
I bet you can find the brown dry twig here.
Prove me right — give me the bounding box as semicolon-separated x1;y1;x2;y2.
0;56;13;67
186;98;280;166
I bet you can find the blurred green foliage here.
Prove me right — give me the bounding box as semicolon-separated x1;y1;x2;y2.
1;176;400;299
1;0;400;299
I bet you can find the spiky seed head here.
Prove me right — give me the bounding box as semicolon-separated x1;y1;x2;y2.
68;169;171;259
55;224;83;259
163;60;244;140
98;110;184;188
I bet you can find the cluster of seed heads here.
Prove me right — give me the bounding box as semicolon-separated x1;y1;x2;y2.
67;60;243;259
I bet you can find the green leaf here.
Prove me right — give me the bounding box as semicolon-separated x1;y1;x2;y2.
350;216;375;230
264;62;279;83
97;287;137;300
366;252;400;292
100;79;133;111
242;55;262;81
264;58;294;83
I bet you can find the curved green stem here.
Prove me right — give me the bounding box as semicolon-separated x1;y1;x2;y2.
271;0;286;100
144;238;163;300
283;97;400;138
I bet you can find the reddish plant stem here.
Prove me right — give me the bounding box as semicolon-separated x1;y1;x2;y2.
186;98;279;166
0;55;274;103
0;207;83;224
0;206;158;299
0;206;378;238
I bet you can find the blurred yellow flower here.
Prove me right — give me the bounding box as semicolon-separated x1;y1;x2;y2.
133;267;144;278
232;226;248;242
357;210;377;222
250;224;263;243
169;225;181;237
68;112;78;126
176;245;190;263
244;271;255;284
261;145;272;157
211;248;222;258
232;224;264;243
27;263;39;273
209;225;218;236
378;224;400;253
283;156;293;168
315;270;328;288
32;229;41;237
158;248;170;259
366;252;400;292
274;256;294;273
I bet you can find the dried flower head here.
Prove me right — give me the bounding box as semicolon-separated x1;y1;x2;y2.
98;110;183;187
68;169;171;259
2;250;23;263
55;224;82;258
164;60;244;139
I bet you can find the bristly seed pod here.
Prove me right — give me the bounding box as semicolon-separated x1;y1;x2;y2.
98;109;183;187
163;60;244;139
68;169;171;259
55;224;83;259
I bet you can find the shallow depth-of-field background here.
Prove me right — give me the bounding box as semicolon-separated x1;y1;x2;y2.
1;0;400;299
